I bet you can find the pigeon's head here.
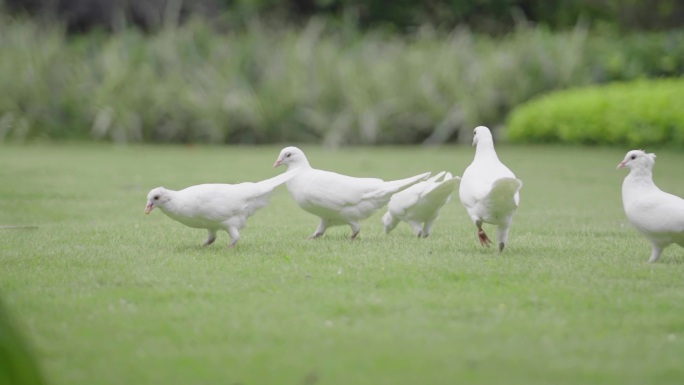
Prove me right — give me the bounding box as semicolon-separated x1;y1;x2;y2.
273;146;308;169
472;126;493;147
381;211;399;234
145;187;171;214
617;150;656;170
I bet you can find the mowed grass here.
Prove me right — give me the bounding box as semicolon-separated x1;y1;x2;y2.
1;143;683;385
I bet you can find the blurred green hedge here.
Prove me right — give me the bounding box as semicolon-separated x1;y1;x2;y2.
505;78;684;146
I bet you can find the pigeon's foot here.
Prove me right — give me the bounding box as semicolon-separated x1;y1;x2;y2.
648;243;663;263
478;230;492;246
350;230;360;240
227;242;237;249
307;232;324;240
498;242;505;253
203;231;217;246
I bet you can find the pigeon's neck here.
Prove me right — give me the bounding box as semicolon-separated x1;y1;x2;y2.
627;166;654;182
474;141;499;161
159;191;181;214
623;167;658;194
288;160;312;171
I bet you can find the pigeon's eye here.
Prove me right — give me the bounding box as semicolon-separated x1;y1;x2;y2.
153;195;159;200
286;153;291;158
630;155;637;160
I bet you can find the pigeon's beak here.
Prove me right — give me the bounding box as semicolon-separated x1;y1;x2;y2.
273;159;282;168
617;161;626;169
144;202;154;214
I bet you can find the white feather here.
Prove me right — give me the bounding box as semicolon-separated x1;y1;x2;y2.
618;149;684;262
383;171;461;237
459;126;522;251
274;146;431;238
145;171;295;248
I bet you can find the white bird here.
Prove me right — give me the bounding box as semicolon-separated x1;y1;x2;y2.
144;171;295;248
459;126;523;252
618;150;684;262
382;171;461;237
273;146;431;239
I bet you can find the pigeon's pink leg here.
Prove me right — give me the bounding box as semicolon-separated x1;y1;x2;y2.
477;221;492;247
203;230;217;246
408;221;423;237
226;227;240;249
478;230;491;246
308;220;327;239
421;219;436;238
648;242;663;263
350;222;360;240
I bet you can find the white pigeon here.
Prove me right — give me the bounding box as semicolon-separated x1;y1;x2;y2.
459;126;523;252
144;171;295;248
618;150;684;262
273;146;431;239
382;171;461;237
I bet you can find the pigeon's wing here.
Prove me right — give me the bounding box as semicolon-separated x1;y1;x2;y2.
659;199;684;234
426;171;448;183
634;192;684;234
420;176;460;205
223;171;298;217
485;177;523;211
176;183;273;221
387;182;426;217
234;183;277;217
294;170;385;212
362;172;431;200
390;174;459;218
169;184;237;222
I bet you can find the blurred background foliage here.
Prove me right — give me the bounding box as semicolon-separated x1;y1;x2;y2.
5;0;684;33
0;0;683;145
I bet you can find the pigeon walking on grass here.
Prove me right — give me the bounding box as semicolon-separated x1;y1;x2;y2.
273;146;431;239
144;171;295;248
382;171;460;237
459;126;523;252
618;150;684;262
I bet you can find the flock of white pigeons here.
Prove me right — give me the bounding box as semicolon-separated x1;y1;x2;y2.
144;126;684;263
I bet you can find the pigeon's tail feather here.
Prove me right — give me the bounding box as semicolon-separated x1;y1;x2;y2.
362;172;431;200
256;170;298;192
421;175;460;202
426;171;447;183
487;177;523;207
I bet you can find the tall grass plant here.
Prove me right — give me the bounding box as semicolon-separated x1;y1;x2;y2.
1;16;683;145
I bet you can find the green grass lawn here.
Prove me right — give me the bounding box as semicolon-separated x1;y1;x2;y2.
1;144;683;385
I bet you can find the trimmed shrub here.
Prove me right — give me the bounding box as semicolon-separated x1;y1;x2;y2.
506;78;684;146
